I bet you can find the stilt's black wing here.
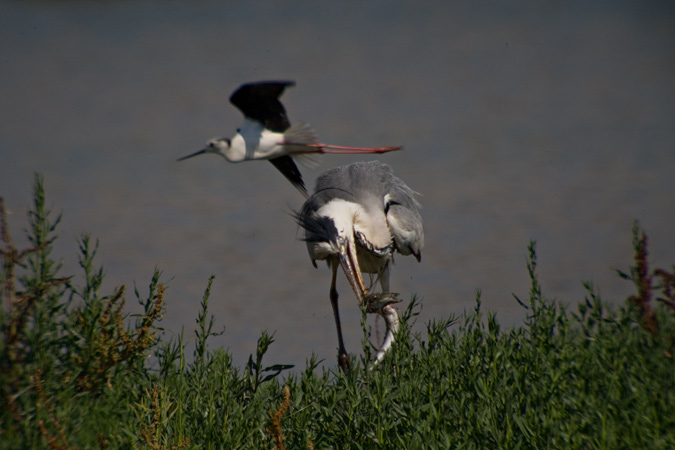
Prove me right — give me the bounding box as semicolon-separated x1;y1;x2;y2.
229;81;296;132
268;156;308;197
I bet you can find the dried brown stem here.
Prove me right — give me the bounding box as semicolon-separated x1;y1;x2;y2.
627;229;659;335
269;385;291;450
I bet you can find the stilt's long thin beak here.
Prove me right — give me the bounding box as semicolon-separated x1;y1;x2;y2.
177;149;206;161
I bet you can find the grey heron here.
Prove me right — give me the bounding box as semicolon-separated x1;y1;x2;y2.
178;81;402;196
296;161;424;372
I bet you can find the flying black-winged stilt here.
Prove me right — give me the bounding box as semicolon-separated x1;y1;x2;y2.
296;160;424;372
178;81;402;196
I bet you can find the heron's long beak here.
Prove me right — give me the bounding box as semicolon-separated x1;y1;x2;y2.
336;234;401;369
177;149;207;161
337;236;368;303
338;237;400;370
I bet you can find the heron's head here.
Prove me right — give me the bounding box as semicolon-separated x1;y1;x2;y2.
297;215;345;260
296;210;367;300
177;138;231;162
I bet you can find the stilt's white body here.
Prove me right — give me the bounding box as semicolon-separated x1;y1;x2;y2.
224;118;286;162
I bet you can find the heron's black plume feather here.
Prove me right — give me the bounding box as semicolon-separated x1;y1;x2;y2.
294;212;339;244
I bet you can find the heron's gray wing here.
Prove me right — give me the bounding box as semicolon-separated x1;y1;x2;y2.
384;176;424;261
386;203;424;261
229;81;296;132
310;161;389;205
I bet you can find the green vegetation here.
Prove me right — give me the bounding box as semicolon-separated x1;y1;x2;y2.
2;175;674;449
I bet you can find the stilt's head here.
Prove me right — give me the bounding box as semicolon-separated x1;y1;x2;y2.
177;138;231;161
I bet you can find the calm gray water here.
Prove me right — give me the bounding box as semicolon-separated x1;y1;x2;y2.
2;1;674;370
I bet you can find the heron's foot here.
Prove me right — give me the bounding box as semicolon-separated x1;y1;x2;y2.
364;292;401;314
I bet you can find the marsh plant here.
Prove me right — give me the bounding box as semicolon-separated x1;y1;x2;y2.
1;175;674;449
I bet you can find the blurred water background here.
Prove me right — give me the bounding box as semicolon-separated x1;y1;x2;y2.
1;0;674;370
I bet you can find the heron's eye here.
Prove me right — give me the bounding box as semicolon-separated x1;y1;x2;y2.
208;142;215;148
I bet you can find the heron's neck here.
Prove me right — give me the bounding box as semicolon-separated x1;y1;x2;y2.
318;199;390;250
316;200;359;239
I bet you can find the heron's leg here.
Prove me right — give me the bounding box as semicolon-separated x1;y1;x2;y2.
378;265;391;293
330;260;351;373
